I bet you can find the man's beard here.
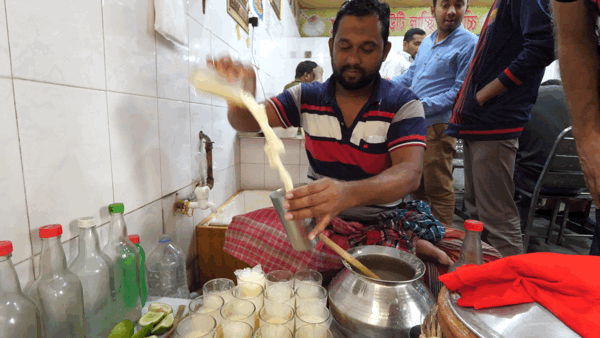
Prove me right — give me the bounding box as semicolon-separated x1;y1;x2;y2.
332;64;378;91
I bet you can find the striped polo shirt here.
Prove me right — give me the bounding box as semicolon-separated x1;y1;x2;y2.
267;75;426;221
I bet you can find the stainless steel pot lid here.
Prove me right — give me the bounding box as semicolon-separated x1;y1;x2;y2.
448;291;581;338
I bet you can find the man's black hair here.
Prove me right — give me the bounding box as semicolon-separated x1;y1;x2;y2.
433;0;467;8
332;0;390;44
404;28;426;43
295;61;319;79
541;79;562;86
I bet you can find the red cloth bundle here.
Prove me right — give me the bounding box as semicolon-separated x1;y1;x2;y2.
439;252;600;338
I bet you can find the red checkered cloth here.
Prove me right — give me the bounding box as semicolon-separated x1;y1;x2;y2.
223;207;502;295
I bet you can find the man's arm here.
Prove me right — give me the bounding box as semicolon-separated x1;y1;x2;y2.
284;146;424;239
552;0;600;205
210;57;284;132
477;0;555;105
391;58;416;88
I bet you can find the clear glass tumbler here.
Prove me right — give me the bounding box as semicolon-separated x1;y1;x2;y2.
293;269;322;290
255;324;293;338
217;321;253;338
295;304;330;331
203;278;235;304
294;324;333;338
295;284;327;309
232;282;263;329
175;314;217;338
220;299;256;330
266;270;294;289
264;284;295;309
259;302;295;334
189;294;225;326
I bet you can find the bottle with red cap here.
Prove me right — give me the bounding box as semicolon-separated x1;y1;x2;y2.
449;220;484;272
101;203;142;322
69;217;114;338
0;240;43;337
26;224;86;337
128;234;147;306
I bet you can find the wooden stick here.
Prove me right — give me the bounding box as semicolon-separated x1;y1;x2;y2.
318;233;381;280
164;305;187;338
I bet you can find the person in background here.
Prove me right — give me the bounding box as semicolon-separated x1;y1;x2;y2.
446;0;555;257
283;60;324;91
380;28;426;80
551;0;600;255
391;0;478;226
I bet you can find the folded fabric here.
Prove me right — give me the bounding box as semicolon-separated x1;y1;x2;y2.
439;252;600;338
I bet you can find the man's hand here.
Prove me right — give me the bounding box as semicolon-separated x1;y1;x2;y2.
207;55;256;98
475;78;508;107
282;178;352;240
575;137;600;206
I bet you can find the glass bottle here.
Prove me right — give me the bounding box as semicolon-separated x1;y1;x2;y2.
102;203;142;322
69;217;114;338
128;234;147;306
0;240;43;338
449;220;484;272
146;234;190;299
27;224;86;337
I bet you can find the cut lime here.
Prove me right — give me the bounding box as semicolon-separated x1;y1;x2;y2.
131;324;154;338
108;320;134;338
151;313;175;335
138;311;165;327
148;302;173;315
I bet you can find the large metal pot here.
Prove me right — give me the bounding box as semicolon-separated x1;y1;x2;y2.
328;246;435;337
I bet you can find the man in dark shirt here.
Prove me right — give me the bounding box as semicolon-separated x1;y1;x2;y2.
283;61;323;91
552;0;600;255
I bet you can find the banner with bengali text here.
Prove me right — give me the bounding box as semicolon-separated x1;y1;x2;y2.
299;7;490;37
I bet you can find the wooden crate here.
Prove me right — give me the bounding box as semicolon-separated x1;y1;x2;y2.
196;225;250;288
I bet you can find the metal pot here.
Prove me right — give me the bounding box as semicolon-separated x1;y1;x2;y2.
328;246;435;337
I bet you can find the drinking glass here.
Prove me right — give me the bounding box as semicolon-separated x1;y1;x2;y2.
259;303;295;334
295;304;330;331
293;269;322;290
266;270;294;289
295;284;327;309
220;299;256;330
189;294;225;326
264;284;295;309
203;278;235;304
217;321;253;338
255;324;293;338
232;282;264;329
294;324;334;338
175;314;217;338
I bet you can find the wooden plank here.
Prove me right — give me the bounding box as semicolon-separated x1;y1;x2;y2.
438;287;478;338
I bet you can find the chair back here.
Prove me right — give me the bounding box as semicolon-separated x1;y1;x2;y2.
536;127;587;189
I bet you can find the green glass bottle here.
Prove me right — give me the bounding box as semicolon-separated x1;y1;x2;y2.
128;235;147;306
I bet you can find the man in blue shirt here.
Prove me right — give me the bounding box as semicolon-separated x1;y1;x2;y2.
391;0;478;226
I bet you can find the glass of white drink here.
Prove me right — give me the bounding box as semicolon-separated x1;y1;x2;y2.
203;278;235;304
189;294;225;326
259;303;295;334
295;284;327;309
264;284;296;309
220;299;256;330
175;314;217;338
295;304;330;331
294;324;333;338
217;321;253;338
293;269;322;290
232;282;264;329
254;324;293;338
266;270;294;289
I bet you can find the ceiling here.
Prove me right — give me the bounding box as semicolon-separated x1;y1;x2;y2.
298;0;495;9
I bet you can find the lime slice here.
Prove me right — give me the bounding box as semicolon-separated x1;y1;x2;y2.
108;320;134;338
151;313;175;335
138;311;165;327
148;302;173;315
131;324;154;338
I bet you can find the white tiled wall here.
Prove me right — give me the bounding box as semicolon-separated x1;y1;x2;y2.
240;137;310;190
0;0;301;291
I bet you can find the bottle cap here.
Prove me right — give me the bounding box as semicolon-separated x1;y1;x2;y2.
39;224;63;238
78;217;97;228
128;234;140;244
0;241;13;256
108;203;125;214
464;220;484;232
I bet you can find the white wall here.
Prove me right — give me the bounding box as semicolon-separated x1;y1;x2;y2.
0;0;300;291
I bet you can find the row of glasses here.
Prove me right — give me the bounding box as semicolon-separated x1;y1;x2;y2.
266;269;323;290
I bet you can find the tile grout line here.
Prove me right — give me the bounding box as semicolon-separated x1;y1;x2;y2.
100;0;115;204
4;0;35;276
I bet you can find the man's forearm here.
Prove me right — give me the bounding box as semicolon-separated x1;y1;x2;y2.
228;104;261;132
553;1;600;137
343;160;422;208
476;78;507;106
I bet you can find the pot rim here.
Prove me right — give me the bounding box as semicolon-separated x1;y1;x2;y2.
342;245;426;285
